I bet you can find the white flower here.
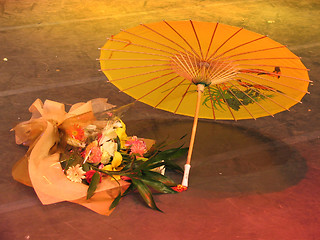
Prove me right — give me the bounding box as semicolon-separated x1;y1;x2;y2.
66;164;86;183
101;141;117;156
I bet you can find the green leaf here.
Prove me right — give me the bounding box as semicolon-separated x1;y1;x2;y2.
143;171;176;187
141;177;177;194
82;162;91;172
86;172;100;200
122;182;136;197
109;190;122;210
163;160;183;173
131;178;162;212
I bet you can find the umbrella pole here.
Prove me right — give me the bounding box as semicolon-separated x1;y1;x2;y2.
181;84;205;187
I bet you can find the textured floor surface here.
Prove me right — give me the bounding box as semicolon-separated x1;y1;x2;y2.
0;1;319;239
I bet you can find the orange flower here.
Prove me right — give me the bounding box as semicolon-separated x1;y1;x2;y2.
66;124;85;141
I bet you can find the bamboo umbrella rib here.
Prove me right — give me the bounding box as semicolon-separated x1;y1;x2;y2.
230;56;300;62
181;52;198;78
174;82;193;114
230;78;290;111
107;68;172;82
171;54;195;79
223;83;256;119
163;20;201;60
211;70;238;84
189;20;204;60
154;78;186;108
135;75;181;102
207;60;231;79
239;69;311;82
206;86;216;120
106;38;177;55
100;48;171;58
239;72;310;93
141;23;198;59
228;81;274;116
119;71;176;92
216;85;236;121
187;51;200;77
208;27;243;60
120;28;188;55
208;61;237;81
237;76;303;103
205;22;219;60
216;46;287;61
99;58;170;61
100;63;171;71
236;63;310;71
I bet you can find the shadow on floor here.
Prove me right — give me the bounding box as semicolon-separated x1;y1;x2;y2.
124;118;307;197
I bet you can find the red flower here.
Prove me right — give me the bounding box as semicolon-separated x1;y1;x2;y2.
171;184;188;192
85;170;102;184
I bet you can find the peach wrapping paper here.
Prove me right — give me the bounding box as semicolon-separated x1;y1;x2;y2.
12;99;130;215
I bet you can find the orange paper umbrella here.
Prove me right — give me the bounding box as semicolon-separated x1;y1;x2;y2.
99;20;310;187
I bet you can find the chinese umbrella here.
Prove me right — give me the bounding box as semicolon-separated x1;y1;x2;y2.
99;20;310;187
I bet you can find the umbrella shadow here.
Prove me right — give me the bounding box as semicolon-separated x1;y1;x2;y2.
124;118;307;197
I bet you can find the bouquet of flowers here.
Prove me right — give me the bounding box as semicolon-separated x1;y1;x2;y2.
12;98;188;215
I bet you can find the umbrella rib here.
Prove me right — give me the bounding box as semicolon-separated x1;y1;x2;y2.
206;86;216;120
154;78;186;108
239;69;311;82
236;76;303;103
230;56;300;62
100;63;171;71
120;71;176;92
163;20;202;60
223;83;256;119
230;78;290;111
207;61;238;82
239;72;310;93
210;36;268;60
228;81;274;117
99;58;169;62
107;68;172;82
237;63;310;71
100;48;170;58
205;22;219;60
120;28;185;55
207;27;243;60
216;85;236;121
171;53;195;79
106;38;177;55
135;75;181;102
174;82;193;114
140;23;198;59
189;20;204;60
217;45;287;61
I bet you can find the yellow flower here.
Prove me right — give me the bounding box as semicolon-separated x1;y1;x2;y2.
102;151;123;180
115;119;127;148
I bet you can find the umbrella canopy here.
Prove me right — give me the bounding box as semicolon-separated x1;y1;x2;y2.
99;20;310;187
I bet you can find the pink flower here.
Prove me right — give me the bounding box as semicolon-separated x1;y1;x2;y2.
85;170;102;184
125;136;147;157
85;141;102;164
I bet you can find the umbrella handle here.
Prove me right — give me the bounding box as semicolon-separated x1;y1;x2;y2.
181;84;204;187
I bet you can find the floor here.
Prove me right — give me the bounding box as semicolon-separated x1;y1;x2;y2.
0;0;319;239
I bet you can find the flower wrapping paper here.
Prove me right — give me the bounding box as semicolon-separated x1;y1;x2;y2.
12;98;131;215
